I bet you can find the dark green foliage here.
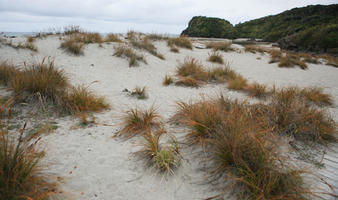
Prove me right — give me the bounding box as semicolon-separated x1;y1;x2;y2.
181;16;235;38
182;4;338;53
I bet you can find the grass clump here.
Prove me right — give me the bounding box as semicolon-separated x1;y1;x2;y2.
60;36;84;55
0;127;58;200
136;130;180;174
207;51;224;64
64;85;109;113
174;96;323;199
269;87;336;142
244;45;268;54
130;86;148;100
105;33;122;43
176;57;208;82
206;41;232;51
300;87;333;106
227;74;248;90
208;65;237;82
144;34;169;41
131;38;165;60
163;75;173;86
268;50;282;63
113;45;147;67
170;46;179;53
278;54;308;69
118;107;162;138
175;76;201;88
167;36;192;50
246;82;269;98
0;60;109;114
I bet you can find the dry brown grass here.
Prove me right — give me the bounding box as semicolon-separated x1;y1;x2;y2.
63;85;109;113
245;82;269;98
176;57;209;82
300;87;333;106
131;38;165;60
170;46;179;53
268;50;282;63
118;107;162;138
0;60;109;114
175;76;202;88
167;36;193;50
269;87;336;142
206;41;232;52
278;54;308;69
60;36;84;55
174;95;331;199
105;33;122;43
163;75;173;86
208;65;237;82
244;45;268;54
227;74;248;90
144;34;169;41
113;45;147;67
319;55;338;67
4;41;38;52
207;51;224;64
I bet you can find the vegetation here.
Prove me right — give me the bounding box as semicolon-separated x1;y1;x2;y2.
113;45;147;67
0;60;109;114
227;74;248;90
118;107;162;138
174;91;336;199
136;130;180;173
0;100;58;200
163;75;173;86
167;37;193;50
130;37;165;60
105;34;122;43
181;16;234;38
60;36;84;55
207;51;224;64
206;41;232;51
130;86;148;100
182;5;338;53
246;82;269;98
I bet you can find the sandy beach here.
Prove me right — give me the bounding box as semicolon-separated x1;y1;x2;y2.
0;35;337;200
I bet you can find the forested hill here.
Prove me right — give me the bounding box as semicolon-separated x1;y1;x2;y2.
181;4;338;53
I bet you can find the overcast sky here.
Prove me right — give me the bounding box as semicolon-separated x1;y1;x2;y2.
0;0;336;33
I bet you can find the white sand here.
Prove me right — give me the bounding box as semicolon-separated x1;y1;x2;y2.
0;36;337;199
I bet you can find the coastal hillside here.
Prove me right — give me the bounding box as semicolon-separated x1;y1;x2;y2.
182;4;338;53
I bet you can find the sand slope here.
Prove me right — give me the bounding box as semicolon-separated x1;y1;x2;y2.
0;36;337;199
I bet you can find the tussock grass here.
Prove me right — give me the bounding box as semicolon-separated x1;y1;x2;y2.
0;60;109;114
105;33;122;43
60;36;84;55
170;46;179;53
246;82;269;98
131;38;165;60
244;45;268;54
119;107;162;138
64;85;109;113
208;51;224;64
130;86;148;99
64;25;82;35
269;87;336;142
278;54;308;69
174;95;331;199
175;76;202;88
176;57;209;82
206;41;232;52
0;126;58;200
167;36;193;50
163;75;173;86
144;34;169;41
4;41;38;52
208;65;237;82
136;130;180;173
227;74;248;90
113;45;147;67
300;87;333;106
268;50;282;63
320;55;338;67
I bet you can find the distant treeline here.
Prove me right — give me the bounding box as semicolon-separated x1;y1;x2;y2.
181;4;338;54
